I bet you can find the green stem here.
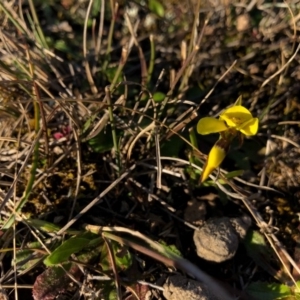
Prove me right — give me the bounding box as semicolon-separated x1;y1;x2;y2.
105;87;120;173
147;34;155;85
189;128;198;165
103;1;118;72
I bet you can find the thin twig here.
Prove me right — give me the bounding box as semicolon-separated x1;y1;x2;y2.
56;164;136;235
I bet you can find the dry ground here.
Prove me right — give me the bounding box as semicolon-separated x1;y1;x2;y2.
1;0;300;299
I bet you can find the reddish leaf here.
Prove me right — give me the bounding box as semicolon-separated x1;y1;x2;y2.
32;263;81;300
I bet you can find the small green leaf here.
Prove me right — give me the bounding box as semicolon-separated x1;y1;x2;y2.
148;0;165;17
54;40;71;52
105;66;123;85
153;92;165;102
15;242;45;271
224;169;244;178
159;241;182;257
102;281;118;300
185;165;199;181
27;219;81;235
246;281;292;300
204;170;245;186
100;240;132;272
243;230;282;280
44;232;99;266
27;219;61;233
82;115;96;135
88;129;114;153
92;0;102;17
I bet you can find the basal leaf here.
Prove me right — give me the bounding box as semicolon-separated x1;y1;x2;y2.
100;240;132;272
246;281;292;300
44;232;99;266
27;219;61;233
33;263;80;300
148;0;165;17
87;129;114;153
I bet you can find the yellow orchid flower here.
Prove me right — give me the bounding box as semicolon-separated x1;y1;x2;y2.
200;138;230;183
197;105;259;136
197;98;259;183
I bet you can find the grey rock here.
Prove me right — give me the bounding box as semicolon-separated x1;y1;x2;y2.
193;217;239;262
163;275;219;300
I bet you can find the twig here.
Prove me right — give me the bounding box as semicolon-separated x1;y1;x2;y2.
56;164;136;235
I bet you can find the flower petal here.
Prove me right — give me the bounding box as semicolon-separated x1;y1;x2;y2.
238;117;259;136
220;105;253;127
200;139;229;183
197;117;228;135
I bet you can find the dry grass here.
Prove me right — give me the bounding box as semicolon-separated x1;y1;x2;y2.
0;0;300;299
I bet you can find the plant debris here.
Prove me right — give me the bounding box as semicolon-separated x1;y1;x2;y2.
1;0;300;299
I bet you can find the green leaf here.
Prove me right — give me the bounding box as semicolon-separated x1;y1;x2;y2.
243;230;269;257
87;129;114;153
26;219;81;235
101;281;118;300
224;169;244;179
105;66;123;85
27;219;61;233
159;240;182;257
100;240;133;272
153;92;165;102
82;115;96;135
54;40;71;52
185;165;199;181
15;241;45;271
203;169;245;186
92;0;102;17
246;281;292;300
243;230;281;279
44;232;99;266
148;0;165;17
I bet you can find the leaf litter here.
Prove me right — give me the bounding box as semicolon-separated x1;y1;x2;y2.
0;0;300;299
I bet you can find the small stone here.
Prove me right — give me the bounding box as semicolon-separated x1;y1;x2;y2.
163;275;219;300
193;217;239;262
53;146;64;155
236;14;251;32
264;62;277;76
248;63;260;75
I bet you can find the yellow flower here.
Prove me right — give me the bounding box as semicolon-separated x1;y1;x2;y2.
200;139;229;183
197;104;259;136
197;98;259;183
